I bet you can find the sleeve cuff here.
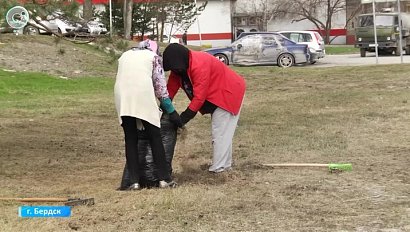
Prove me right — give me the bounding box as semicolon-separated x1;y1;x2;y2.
160;98;175;114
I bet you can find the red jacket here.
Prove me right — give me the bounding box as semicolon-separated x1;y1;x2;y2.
167;51;246;115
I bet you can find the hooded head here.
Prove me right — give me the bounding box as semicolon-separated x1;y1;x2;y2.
162;43;190;73
138;39;159;55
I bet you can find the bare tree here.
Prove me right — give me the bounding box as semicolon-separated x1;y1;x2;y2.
83;0;93;21
271;0;346;44
154;0;171;42
235;0;276;31
166;0;207;40
337;1;361;44
123;0;133;39
151;0;207;42
258;0;276;31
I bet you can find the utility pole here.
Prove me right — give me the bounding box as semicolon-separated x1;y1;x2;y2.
194;0;202;46
109;0;112;37
397;0;403;63
372;0;379;64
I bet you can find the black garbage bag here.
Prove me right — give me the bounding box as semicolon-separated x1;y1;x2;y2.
119;114;177;188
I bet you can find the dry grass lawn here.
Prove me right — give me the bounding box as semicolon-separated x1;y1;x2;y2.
0;62;409;231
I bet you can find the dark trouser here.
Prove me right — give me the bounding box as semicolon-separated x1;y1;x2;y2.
121;116;171;184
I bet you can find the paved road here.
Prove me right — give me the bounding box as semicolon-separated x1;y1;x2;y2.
311;53;410;68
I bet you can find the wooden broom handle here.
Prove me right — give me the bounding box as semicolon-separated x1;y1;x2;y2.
262;163;329;168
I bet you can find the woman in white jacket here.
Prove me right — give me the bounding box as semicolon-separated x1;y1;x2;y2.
114;40;182;190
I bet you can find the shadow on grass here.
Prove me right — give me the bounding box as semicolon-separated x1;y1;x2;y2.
173;160;261;186
173;162;234;186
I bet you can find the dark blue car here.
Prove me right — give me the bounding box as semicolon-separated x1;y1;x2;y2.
204;32;309;67
204;46;233;65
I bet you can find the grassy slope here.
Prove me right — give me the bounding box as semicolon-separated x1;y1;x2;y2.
0;63;409;231
0;70;113;119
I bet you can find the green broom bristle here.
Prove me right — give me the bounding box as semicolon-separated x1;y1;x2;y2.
328;163;352;171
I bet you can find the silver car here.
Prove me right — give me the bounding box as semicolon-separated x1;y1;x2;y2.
86;20;108;35
231;33;309;67
278;31;326;64
1;17;58;35
24;17;59;35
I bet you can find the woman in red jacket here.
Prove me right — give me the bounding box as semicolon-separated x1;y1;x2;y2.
163;43;246;173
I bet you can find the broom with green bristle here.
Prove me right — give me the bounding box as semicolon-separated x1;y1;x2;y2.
262;163;353;172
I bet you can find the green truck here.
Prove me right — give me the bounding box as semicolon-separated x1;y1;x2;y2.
355;12;410;57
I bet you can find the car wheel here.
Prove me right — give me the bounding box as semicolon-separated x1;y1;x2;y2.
404;46;410;55
277;53;294;67
395;47;402;56
24;25;39;35
360;48;366;57
405;46;410;55
214;54;229;65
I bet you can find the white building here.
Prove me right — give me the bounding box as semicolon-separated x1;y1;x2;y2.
185;0;235;47
75;0;236;47
233;0;347;44
76;0;349;46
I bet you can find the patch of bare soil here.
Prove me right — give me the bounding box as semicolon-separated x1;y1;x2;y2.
0;34;117;78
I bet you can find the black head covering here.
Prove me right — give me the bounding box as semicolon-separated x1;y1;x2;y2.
162;43;190;72
163;43;216;114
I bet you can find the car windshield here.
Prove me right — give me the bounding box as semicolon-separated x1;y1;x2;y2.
359;15;398;27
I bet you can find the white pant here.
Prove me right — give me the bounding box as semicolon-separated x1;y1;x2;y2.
209;107;241;172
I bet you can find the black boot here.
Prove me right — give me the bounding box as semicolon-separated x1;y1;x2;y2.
117;164;131;191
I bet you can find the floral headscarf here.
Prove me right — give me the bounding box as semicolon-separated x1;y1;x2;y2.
138;39;159;55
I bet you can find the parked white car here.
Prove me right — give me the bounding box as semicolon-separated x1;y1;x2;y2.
86;20;108;35
24;18;59;35
136;33;181;43
278;30;326;64
51;11;106;36
54;18;77;35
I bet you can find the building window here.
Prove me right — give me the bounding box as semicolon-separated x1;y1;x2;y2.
241;17;247;26
249;17;257;26
235;17;247;26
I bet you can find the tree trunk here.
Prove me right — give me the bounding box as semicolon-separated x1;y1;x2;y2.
158;3;167;42
325;0;331;44
123;0;133;40
83;0;93;21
